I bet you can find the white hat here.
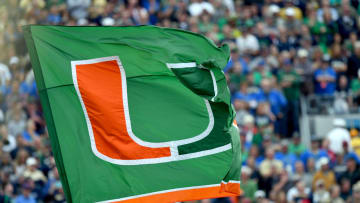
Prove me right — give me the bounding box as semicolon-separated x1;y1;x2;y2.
317;157;329;169
333;118;346;127
298;49;308;58
241;166;252;175
9;56;19;65
26;157;37;166
77;18;88;26
255;190;266;198
102;17;115;26
269;5;280;14
243;114;254;125
285;8;295;16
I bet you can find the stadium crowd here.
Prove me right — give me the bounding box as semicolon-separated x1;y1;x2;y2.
3;0;360;202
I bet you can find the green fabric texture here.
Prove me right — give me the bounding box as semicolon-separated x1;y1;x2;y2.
24;25;241;203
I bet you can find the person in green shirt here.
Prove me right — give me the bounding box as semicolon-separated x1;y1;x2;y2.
278;60;301;101
229;62;247;86
351;70;360;106
351;74;360;93
198;13;214;34
289;133;307;156
309;10;338;52
278;59;301;137
240;166;258;202
252;60;273;86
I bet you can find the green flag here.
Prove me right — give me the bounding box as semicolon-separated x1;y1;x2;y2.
24;25;241;203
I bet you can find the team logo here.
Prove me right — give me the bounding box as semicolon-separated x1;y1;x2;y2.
71;56;231;165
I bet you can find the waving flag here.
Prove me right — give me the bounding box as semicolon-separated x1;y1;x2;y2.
24;25;241;203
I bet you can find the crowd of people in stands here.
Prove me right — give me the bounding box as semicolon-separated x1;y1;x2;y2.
2;0;360;202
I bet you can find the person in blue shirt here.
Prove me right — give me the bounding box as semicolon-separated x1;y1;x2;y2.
142;0;160;25
301;137;329;166
256;78;287;136
47;5;62;25
224;48;249;74
232;82;258;107
274;140;299;172
29;81;38;98
257;78;287;117
21;120;39;143
159;0;178;24
314;55;337;95
15;184;36;203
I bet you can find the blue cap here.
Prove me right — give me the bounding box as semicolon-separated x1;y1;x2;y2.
345;152;360;164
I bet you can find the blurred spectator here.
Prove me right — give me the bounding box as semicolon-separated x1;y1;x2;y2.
330;184;345;203
314;54;336;95
270;169;292;198
352;181;360;202
21;120;39;144
351;128;360;157
301;137;328;165
67;0;91;20
7;106;26;138
334;76;350;114
42;167;65;202
313;157;336;191
1;125;16;153
331;44;347;87
288;133;306;156
278;59;300;137
292;161;312;188
313;179;331;202
347;42;360;79
0;62;11;87
236;26;259;55
257;78;287;136
340;178;352;201
259;148;283;178
274;140;298;171
23;157;46;184
254;190;266;203
253;103;273;146
258;147;283;196
286;181;310;203
326;118;351;154
350;70;360;106
341;154;360;186
240;166;257;202
14;182;35;203
321;139;336;163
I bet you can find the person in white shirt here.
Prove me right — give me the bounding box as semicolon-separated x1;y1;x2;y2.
67;0;91;19
1;125;16;153
313;179;331;203
326;118;352;154
287;181;310;202
0;63;11;87
236;27;259;55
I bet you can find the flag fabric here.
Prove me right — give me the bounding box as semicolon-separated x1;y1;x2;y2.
24;25;241;203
